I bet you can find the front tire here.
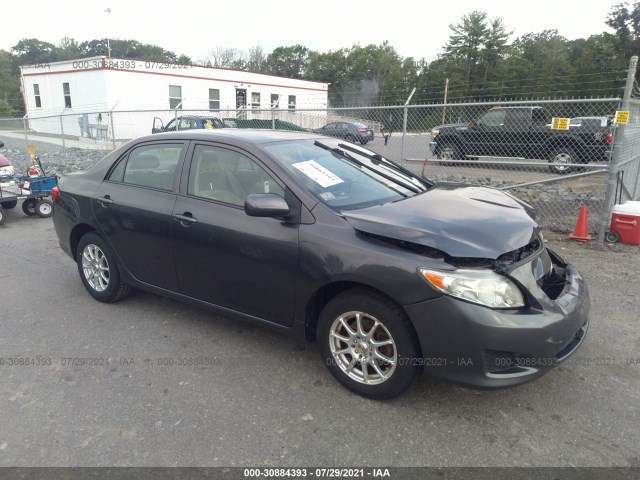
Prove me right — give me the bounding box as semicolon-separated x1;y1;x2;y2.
35;198;53;218
548;147;577;174
317;289;420;400
76;232;131;303
437;143;462;166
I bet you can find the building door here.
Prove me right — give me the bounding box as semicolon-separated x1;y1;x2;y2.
236;89;247;120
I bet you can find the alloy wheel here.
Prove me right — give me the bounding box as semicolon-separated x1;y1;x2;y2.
81;244;110;292
328;311;397;385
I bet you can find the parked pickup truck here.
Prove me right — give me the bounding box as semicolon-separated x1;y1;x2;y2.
429;106;613;173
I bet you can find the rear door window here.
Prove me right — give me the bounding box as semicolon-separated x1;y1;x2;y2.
108;144;184;191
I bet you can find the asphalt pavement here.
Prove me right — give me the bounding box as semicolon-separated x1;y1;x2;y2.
0;205;639;467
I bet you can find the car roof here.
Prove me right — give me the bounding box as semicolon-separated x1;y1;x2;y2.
137;128;323;144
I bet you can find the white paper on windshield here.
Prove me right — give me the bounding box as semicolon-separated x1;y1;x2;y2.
292;160;343;188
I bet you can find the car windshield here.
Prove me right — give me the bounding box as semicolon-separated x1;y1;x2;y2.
263;139;430;211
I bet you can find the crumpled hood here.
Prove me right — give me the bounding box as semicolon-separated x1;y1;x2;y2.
342;184;539;259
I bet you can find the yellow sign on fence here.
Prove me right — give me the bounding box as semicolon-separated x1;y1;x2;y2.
551;117;570;130
614;110;630;124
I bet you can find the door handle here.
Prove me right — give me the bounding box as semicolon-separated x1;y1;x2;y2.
173;213;198;226
98;196;114;207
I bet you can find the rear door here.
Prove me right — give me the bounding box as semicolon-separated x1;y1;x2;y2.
503;109;532;157
172;142;299;325
92;141;186;291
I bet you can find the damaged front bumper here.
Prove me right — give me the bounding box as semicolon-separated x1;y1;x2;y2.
404;248;590;388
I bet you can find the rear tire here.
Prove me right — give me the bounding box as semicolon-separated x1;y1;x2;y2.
317;288;420;400
76;232;131;303
22;199;37;216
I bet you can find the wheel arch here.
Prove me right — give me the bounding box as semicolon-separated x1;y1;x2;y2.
544;138;587;162
435;136;465;158
303;281;422;356
69;223;97;258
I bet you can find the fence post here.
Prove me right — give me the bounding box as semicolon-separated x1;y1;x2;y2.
400;88;416;166
22;115;28;144
59;113;66;150
597;56;638;244
110;111;116;150
271;107;276;130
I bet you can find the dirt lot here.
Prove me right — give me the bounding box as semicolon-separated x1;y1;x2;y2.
0;209;638;468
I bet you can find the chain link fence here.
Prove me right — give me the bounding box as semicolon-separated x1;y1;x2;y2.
2;58;640;240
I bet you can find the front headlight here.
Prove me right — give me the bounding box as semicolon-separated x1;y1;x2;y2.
419;268;525;309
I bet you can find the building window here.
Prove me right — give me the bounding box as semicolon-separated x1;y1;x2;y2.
209;89;220;110
288;95;296;110
33;84;42;108
169;85;182;109
270;94;279;108
63;83;72;108
251;92;261;109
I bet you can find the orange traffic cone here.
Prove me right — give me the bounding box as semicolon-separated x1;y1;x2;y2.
569;205;592;242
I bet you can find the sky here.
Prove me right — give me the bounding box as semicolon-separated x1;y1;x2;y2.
1;0;622;62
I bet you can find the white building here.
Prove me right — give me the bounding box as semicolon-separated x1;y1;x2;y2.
20;56;329;141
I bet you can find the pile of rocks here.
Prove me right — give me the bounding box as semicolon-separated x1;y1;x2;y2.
1;147;105;175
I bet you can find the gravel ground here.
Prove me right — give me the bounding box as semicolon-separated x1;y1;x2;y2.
0;214;638;468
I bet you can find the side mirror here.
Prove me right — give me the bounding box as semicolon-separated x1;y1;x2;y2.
245;194;290;218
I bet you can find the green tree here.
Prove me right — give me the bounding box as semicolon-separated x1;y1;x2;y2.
79;38;186;62
11;38;59;65
605;2;640;71
265;45;309;78
0;99;15;116
445;11;489;93
58;37;83;61
480;18;511;87
0;50;22;113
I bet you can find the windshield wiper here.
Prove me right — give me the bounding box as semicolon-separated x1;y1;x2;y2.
313;141;420;194
337;143;431;190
